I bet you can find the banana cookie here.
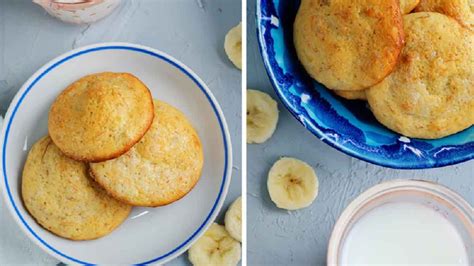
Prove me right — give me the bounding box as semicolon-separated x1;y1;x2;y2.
48;72;154;162
415;0;473;31
22;136;131;240
400;0;420;14
334;90;367;100
367;12;474;139
90;100;203;207
293;0;404;91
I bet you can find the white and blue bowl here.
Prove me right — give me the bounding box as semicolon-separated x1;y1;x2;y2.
256;0;473;169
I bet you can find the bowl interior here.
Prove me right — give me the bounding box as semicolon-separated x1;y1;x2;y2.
1;44;229;264
257;0;473;168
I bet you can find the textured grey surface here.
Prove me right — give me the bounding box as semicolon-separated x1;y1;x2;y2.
0;0;241;265
247;1;474;265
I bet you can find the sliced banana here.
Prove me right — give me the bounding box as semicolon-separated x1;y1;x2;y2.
188;223;241;266
224;22;242;69
267;157;319;210
247;89;279;143
225;196;242;242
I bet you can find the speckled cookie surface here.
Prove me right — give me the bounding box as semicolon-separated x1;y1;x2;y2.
367;12;474;139
293;0;404;91
415;0;473;31
48;72;154;162
90;100;204;207
401;0;420;14
334;90;367;100
21;136;131;240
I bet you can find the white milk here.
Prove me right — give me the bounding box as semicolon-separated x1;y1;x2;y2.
341;202;469;265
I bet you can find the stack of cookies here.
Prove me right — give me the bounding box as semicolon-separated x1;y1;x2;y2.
294;0;473;139
22;72;203;240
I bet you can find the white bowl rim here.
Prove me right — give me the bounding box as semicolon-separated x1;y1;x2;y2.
0;42;233;265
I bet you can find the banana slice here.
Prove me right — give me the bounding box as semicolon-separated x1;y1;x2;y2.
225;196;242;242
247;89;279;143
224;22;242;69
188;223;241;266
267;157;319;210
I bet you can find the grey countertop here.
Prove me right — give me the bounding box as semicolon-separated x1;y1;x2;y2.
0;0;241;265
246;1;473;265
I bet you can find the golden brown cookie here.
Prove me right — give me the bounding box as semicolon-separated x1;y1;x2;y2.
294;0;405;91
400;0;421;14
90;100;204;207
415;0;473;31
333;90;367;100
48;72;154;162
367;12;474;139
21;136;131;240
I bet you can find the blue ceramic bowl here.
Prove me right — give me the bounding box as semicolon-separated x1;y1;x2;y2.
256;0;473;169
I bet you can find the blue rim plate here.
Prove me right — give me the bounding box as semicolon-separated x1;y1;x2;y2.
256;0;473;169
0;42;232;264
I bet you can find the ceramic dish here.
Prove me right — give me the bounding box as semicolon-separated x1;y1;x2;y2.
256;0;473;169
33;0;122;24
327;180;473;265
0;43;232;264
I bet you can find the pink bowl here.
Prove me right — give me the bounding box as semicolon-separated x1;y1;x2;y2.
33;0;122;24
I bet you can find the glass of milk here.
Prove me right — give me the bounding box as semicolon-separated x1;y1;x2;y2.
328;180;473;265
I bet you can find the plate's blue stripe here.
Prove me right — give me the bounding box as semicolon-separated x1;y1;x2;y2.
2;45;229;265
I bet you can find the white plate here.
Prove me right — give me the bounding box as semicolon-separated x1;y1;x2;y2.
0;43;232;264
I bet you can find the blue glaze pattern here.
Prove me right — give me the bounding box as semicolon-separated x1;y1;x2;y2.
256;0;473;169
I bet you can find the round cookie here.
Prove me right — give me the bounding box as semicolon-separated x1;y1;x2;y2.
293;0;404;91
415;0;473;31
400;0;420;14
367;12;474;139
48;72;154;162
22;136;131;240
334;90;367;100
90;100;204;207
